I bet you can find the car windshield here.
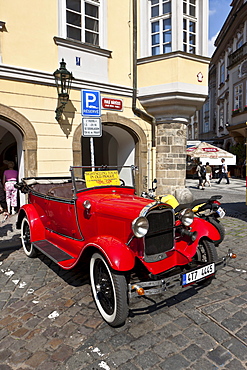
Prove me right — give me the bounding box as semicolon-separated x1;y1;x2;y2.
70;165;137;193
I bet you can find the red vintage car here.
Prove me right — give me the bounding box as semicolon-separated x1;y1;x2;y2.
16;166;235;327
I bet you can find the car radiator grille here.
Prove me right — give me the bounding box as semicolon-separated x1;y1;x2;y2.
144;208;175;262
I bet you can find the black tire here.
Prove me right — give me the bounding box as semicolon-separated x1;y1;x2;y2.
194;239;218;285
90;252;128;327
21;217;37;258
207;216;225;245
195;239;218;263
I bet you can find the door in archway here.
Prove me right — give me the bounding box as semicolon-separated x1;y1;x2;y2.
81;125;136;184
0;127;17;178
0;120;25;205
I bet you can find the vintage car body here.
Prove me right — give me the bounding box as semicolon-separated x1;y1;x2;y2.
16;166;235;327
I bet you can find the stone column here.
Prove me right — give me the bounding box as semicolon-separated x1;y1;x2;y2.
156;121;192;203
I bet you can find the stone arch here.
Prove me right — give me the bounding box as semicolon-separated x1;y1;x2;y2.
72;113;148;193
0;103;37;177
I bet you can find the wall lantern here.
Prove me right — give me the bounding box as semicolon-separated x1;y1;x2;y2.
53;59;73;121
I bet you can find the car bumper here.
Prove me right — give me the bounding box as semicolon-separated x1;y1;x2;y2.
128;249;236;298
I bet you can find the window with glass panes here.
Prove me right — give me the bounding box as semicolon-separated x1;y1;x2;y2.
150;0;172;56
183;0;196;54
234;83;243;111
66;0;99;46
219;106;224;129
237;35;243;49
220;62;225;84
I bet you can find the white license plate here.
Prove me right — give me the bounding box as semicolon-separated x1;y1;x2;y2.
216;207;225;218
181;263;215;286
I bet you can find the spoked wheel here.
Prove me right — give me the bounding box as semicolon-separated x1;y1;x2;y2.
90;252;128;327
194;239;218;285
21;217;37;258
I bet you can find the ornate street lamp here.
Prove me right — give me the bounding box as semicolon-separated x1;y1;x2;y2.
53;59;73;121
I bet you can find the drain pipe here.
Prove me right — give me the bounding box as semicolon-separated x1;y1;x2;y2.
132;0;156;186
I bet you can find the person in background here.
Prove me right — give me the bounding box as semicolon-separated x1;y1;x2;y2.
196;161;205;190
217;158;230;184
3;161;18;214
0;181;6;213
203;162;212;187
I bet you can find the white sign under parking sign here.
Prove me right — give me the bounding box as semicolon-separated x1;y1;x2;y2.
82;118;102;137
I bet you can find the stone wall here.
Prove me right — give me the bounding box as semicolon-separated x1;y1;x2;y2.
156;122;187;196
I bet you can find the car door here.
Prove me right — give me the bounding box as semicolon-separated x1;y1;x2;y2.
45;197;82;240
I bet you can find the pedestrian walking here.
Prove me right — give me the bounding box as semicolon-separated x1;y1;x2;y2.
196;161;205;189
217;158;230;184
203;162;212;187
3;161;18;215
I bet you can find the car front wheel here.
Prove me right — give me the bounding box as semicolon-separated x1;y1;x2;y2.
194;239;218;285
90;252;128;327
21;217;37;258
195;239;218;263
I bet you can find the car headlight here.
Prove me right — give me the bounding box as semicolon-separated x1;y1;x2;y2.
179;208;194;227
132;216;149;238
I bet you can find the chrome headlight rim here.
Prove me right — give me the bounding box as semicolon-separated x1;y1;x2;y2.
179;208;194;227
132;216;149;238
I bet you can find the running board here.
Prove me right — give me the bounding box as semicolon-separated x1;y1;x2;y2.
33;240;74;263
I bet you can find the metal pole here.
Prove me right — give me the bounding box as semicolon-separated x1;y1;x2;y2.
90;137;95;170
132;0;156;189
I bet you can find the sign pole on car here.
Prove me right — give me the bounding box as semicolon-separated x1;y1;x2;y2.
90;137;95;168
81;90;102;170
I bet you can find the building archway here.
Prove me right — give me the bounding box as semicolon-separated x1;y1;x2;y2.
0;104;37;205
72;113;148;193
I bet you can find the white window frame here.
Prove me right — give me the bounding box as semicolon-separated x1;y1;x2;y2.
59;0;105;48
219;106;224;129
233;83;243;111
183;0;197;54
220;62;225;84
149;0;172;56
183;0;196;17
237;32;243;49
183;18;196;54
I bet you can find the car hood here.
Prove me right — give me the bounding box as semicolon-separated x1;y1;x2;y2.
79;190;154;220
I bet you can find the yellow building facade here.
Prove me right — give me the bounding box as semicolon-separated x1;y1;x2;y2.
0;0;210;202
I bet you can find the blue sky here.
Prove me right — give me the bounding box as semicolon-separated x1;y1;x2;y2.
208;0;232;56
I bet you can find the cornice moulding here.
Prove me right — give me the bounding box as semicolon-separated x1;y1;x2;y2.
0;64;133;97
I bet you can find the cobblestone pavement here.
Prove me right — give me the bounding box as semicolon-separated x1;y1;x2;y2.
0;211;247;369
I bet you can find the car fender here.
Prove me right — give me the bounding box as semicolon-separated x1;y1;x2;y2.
84;236;136;272
191;217;221;242
17;204;46;241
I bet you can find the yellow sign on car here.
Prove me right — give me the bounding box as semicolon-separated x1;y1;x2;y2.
85;170;121;187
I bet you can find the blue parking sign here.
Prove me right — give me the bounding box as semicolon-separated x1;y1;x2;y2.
81;90;101;117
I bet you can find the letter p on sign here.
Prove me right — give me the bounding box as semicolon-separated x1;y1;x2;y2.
81;90;101;117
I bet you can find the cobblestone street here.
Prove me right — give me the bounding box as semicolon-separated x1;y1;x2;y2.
0;209;247;369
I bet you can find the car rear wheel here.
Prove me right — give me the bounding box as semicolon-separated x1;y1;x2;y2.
21;217;37;258
90;252;128;327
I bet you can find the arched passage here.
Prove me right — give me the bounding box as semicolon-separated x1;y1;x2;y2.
0;104;37;205
72;113;148;193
